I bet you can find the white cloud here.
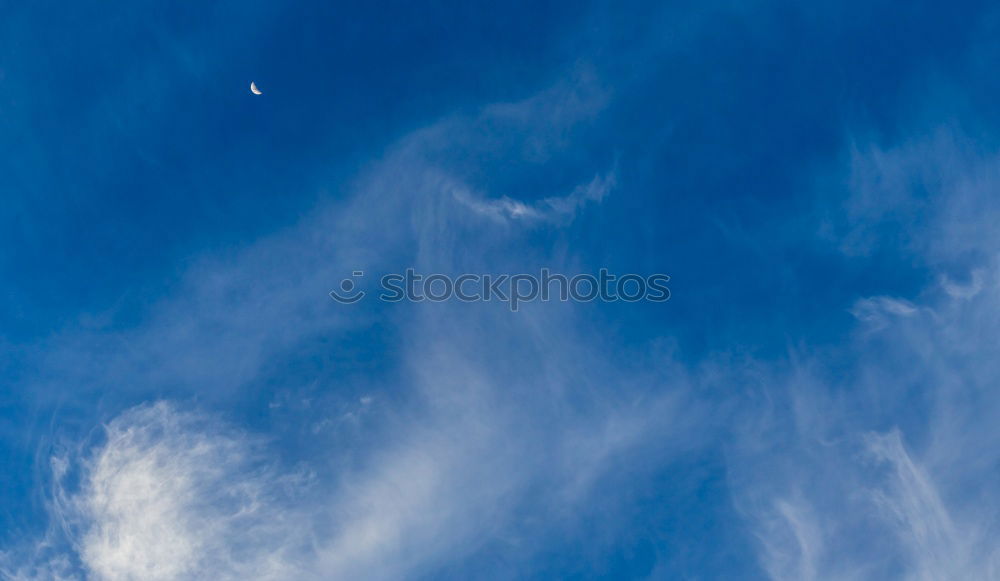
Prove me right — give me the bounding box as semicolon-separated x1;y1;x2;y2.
736;126;1000;581
11;91;1000;581
5;68;698;580
452;171;616;224
754;496;823;581
850;296;918;331
940;269;986;300
864;430;968;581
56;403;310;581
16;333;694;580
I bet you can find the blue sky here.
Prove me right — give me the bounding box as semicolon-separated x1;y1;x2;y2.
2;1;1000;579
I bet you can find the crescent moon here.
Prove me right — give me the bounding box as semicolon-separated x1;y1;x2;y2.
250;82;263;95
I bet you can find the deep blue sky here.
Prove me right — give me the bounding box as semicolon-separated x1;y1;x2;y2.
2;1;1000;579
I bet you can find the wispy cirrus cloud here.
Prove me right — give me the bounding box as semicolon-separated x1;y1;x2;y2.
61;403;310;581
452;170;616;224
2;69;703;580
735;125;1000;581
7;3;1000;579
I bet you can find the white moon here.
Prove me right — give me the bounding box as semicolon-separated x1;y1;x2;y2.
250;81;262;95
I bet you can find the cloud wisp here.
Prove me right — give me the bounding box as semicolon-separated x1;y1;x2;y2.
3;72;703;580
452;171;616;224
734;127;1000;581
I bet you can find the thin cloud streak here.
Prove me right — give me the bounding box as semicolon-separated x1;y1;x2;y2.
3;71;705;580
736;126;1000;581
